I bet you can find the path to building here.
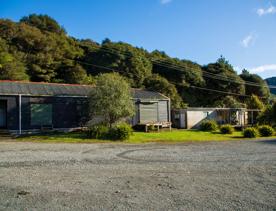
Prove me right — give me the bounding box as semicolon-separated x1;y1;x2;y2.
0;139;275;210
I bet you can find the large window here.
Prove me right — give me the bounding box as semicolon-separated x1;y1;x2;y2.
31;104;52;126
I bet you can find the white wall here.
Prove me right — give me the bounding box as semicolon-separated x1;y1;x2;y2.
186;110;216;129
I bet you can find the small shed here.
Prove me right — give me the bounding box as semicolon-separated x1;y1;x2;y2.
172;107;252;129
0;81;171;134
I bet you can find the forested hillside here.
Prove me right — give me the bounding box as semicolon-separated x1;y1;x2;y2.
0;14;272;108
266;77;276;95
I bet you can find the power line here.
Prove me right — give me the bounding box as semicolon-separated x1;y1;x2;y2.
74;59;264;99
84;44;276;89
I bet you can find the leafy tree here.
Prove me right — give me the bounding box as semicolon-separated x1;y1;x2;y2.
214;96;245;108
246;95;265;110
59;64;94;84
202;57;245;105
240;69;270;100
0;18;83;82
82;41;152;87
257;101;276;126
144;74;183;108
0;38;29;80
20;14;65;34
148;50;205;106
88;73;135;127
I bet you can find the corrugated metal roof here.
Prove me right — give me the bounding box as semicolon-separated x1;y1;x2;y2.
0;81;169;100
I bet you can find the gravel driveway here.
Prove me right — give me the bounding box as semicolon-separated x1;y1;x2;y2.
0;139;275;210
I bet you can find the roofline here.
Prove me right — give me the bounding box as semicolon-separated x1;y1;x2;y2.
0;80;95;87
0;80;170;99
0;93;169;101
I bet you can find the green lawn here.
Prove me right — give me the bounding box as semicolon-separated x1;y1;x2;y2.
17;129;276;144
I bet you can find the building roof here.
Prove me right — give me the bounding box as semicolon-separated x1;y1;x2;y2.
0;81;169;100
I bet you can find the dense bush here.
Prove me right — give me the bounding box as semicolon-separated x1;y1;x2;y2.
87;124;109;139
220;124;234;134
109;123;133;140
200;120;218;131
258;125;274;137
87;123;132;140
243;127;258;138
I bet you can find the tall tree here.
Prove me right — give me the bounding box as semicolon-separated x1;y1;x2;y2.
20;14;65;34
81;41;152;87
144;74;184;108
0;38;29;80
89;73;135;127
240;69;270;100
202;57;245;105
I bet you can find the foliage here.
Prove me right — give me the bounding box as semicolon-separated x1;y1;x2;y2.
20;14;65;34
59;64;94;84
214;96;245;108
144;74;183;108
243;127;258;138
220;124;234;134
0;38;29;80
86;124;109;139
88;73;135;127
109;123;133;140
86;122;132;140
257;101;276;125
258;125;274;137
0;14;271;109
202;57;245;106
240;69;270;100
200;120;218;131
82;41;152;87
246;95;265;110
148;50;205;106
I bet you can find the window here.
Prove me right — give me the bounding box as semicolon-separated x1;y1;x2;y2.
31;104;52;126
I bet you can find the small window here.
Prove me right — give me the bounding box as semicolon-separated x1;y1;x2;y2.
31;104;53;126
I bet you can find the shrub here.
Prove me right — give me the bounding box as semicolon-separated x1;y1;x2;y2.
220;124;234;134
258;125;274;137
109;123;133;140
243;127;258;138
87;124;109;139
200;120;218;131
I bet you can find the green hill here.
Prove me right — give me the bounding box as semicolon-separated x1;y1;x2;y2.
0;14;271;108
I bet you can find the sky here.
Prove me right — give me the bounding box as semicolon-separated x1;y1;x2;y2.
0;0;275;78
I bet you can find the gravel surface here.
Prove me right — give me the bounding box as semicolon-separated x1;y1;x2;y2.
0;139;275;210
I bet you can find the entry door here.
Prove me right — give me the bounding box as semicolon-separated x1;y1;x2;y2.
0;101;7;128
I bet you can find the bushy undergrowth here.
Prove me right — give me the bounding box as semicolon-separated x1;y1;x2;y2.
109;123;133;140
243;127;258;138
200;120;218;132
220;124;234;134
87;123;132;140
258;125;274;137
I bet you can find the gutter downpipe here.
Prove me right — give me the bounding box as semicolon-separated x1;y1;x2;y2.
19;94;22;135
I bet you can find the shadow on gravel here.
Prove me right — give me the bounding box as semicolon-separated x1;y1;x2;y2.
256;139;276;145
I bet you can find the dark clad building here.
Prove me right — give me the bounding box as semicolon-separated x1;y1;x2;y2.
0;81;170;134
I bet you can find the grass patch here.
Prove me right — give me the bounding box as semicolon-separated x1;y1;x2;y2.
16;129;276;144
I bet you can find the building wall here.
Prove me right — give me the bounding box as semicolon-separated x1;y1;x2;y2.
0;96;18;130
187;110;216;129
137;100;169;124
